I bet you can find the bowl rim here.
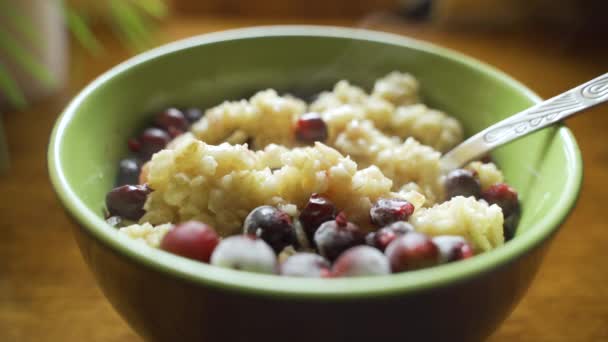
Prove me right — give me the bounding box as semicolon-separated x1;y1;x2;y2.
48;25;582;299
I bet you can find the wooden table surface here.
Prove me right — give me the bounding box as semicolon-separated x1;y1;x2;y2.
1;15;607;341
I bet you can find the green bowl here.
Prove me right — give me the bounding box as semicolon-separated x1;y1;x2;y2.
48;26;582;341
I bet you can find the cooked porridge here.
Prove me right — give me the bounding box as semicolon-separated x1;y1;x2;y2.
105;72;520;277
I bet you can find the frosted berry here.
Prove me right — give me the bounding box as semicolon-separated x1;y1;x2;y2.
210;235;277;274
243;206;297;253
385;232;439;272
370;198;415;227
332;246;391;277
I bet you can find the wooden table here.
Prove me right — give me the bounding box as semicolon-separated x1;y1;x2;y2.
1;15;607;341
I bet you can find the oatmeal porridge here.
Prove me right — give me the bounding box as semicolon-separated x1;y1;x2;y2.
105;71;520;277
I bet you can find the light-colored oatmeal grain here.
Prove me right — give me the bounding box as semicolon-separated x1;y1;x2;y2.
119;222;173;247
410;196;504;252
310;75;460;153
141;134;425;235
310;80;369;113
334;120;443;204
390;104;463;152
311;81;396;134
191;89;306;149
466;161;504;190
371;71;419;106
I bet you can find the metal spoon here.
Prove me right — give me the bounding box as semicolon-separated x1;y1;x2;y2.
440;72;608;172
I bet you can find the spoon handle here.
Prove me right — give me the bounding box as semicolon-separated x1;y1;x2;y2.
440;72;608;171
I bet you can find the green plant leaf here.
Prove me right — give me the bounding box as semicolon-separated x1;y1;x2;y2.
109;0;153;52
0;61;26;110
64;6;103;56
0;1;42;47
0;28;54;88
133;0;168;19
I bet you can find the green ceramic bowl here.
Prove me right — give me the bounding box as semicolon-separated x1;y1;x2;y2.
48;26;582;342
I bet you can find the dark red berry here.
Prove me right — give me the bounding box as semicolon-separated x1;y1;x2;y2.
503;205;521;240
155;108;189;132
432;236;474;263
243;206;298;253
299;194;336;244
160;221;220;263
335;211;348;226
116;158;141;186
370;198;415;227
460;243;474;259
280;253;330;278
314;212;365;261
480;155;493;164
332;246;390;277
167;126;184;138
385;232;439;272
139;128;170;160
128;138;141;152
481;183;519;218
245;136;255;150
105;184;151;220
295;112;328;143
366;221;415;251
184;107;204;123
444;169;481;200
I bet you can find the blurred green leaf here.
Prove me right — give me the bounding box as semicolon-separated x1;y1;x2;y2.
0;0;167;109
64;6;103;56
0;1;42;47
109;0;154;51
0;62;26;110
0;28;54;88
134;0;169;19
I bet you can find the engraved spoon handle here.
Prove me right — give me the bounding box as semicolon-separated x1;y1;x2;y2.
440;72;608;172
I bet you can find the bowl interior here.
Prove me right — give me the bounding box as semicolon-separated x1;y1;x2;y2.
49;27;581;297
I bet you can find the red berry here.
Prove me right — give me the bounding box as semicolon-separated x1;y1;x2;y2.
370;198;415;227
105;184;151;220
432;236;474;263
314;213;365;261
160;221;220;263
167;126;184;138
295;112;328;143
480;155;493;164
366;221;415;251
185;107;204;123
155;108;189;132
299;194;336;244
482;183;519;218
139;128;170;160
503;206;521;240
332;246;390;277
444;169;481;200
335;211;348;227
128;138;141;152
385;232;439;272
116;158;141;186
243;206;298;253
460;243;474;259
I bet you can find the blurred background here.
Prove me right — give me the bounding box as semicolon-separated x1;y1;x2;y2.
2;0;608;114
1;0;607;341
